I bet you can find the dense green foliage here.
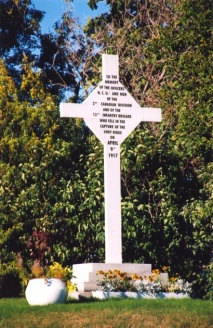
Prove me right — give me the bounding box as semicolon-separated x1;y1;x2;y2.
0;264;24;297
0;0;212;299
84;0;213;297
0;58;104;266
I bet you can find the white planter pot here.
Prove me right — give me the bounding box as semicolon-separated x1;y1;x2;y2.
25;278;68;306
92;291;189;300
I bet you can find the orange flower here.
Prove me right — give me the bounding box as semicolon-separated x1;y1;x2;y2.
108;274;116;279
118;273;126;279
170;277;178;282
152;269;160;275
97;270;105;275
132;274;139;280
162;266;169;271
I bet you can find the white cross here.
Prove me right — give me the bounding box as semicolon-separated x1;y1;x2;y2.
60;54;161;263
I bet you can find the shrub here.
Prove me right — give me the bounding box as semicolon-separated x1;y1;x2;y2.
192;261;213;300
0;263;26;297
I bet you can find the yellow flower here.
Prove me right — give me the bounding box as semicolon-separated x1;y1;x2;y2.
47;262;73;282
67;280;77;292
52;268;64;279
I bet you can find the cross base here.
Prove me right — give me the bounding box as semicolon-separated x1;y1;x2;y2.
71;263;168;292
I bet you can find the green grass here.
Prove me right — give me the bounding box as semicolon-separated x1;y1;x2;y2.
0;298;212;328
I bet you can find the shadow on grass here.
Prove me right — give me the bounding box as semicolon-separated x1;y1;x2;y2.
67;296;101;303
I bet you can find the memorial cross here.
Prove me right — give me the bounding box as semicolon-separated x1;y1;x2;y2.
60;54;161;263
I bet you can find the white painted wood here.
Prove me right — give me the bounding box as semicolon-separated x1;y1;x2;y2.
92;291;190;300
60;54;162;263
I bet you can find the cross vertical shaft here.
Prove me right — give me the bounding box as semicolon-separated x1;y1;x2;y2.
104;144;122;263
60;54;161;265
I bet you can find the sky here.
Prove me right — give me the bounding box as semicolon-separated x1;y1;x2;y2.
32;0;108;33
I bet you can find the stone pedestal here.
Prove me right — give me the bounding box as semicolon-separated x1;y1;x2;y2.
72;263;155;292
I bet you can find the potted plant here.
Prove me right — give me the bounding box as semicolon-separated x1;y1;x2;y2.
24;231;75;306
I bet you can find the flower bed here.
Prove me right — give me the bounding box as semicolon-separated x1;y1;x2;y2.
94;268;191;299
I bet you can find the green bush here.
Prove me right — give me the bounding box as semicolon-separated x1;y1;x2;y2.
0;263;26;298
202;261;213;300
192;261;213;300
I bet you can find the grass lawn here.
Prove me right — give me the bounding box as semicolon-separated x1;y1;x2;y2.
0;297;212;328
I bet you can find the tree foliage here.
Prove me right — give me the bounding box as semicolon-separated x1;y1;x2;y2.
0;59;104;266
84;0;213;287
0;0;43;83
0;0;84;100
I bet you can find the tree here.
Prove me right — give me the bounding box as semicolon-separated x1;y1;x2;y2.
0;0;44;84
83;0;213;286
0;0;84;100
0;1;105;268
0;57;105;266
36;9;88;101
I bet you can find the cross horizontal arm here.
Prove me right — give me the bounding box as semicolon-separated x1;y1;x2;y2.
60;103;100;119
140;107;161;122
60;103;161;123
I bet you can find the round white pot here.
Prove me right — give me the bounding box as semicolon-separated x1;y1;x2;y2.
25;278;68;306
